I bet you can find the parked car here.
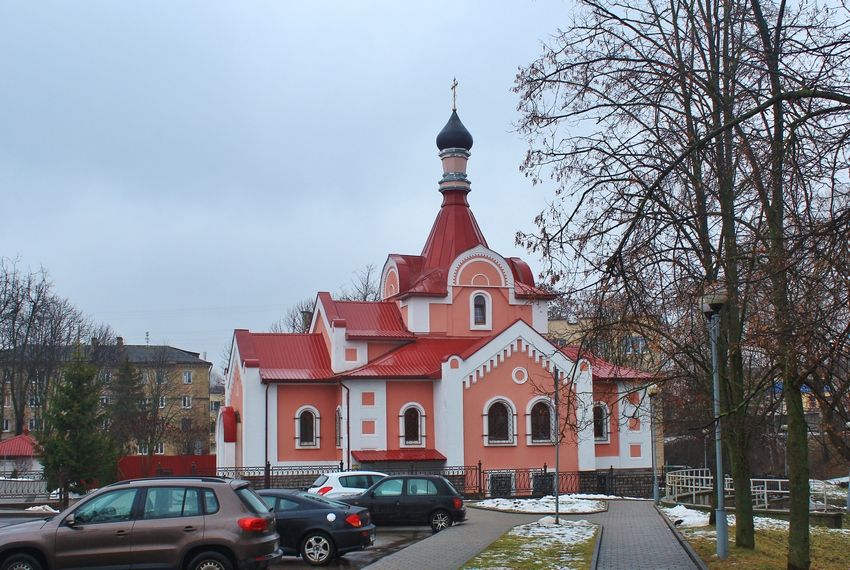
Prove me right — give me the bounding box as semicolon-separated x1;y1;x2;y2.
341;474;466;532
0;476;281;570
307;471;387;498
256;489;375;566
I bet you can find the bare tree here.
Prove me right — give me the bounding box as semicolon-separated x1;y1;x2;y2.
270;298;315;333
337;264;381;302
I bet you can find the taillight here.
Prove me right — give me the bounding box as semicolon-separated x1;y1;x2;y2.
317;486;334;495
344;513;363;528
452;497;463;509
238;517;268;532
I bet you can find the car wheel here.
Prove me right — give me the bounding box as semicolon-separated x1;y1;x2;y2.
1;555;43;570
301;532;336;566
187;551;234;570
430;509;452;532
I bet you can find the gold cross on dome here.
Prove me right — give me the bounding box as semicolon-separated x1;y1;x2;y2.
451;77;458;111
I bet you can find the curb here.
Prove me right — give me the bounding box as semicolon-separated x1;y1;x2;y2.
466;502;610;515
654;505;708;570
589;525;603;570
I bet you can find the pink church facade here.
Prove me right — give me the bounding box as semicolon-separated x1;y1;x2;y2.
216;109;654;479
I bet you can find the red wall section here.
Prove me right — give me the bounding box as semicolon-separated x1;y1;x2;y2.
462;346;579;471
385;381;435;450
429;287;533;337
457;260;505;287
232;367;244;467
367;341;402;361
276;384;340;462
593;381;620;457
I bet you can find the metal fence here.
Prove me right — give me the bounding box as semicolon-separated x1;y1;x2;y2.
0;471;50;501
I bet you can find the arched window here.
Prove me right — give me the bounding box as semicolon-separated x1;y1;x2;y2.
399;403;426;447
530;401;553;443
404;408;420;444
485;399;515;445
473;294;487;325
593;403;609;442
295;406;320;448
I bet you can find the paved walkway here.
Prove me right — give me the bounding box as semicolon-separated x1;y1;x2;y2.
363;500;699;570
565;501;699;570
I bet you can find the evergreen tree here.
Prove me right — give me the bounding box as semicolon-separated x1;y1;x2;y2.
107;359;144;455
39;355;115;507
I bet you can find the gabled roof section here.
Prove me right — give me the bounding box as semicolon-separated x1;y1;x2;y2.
0;434;36;457
344;337;481;379
317;293;414;340
234;330;334;381
559;346;655;381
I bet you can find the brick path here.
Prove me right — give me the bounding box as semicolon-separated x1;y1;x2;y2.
363;500;699;570
569;501;700;570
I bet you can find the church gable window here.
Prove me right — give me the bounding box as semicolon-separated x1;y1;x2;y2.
399;403;426;447
295;406;320;448
484;398;516;445
593;403;609;442
529;399;555;443
469;290;492;330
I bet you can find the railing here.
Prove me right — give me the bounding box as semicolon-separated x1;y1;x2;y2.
0;472;50;501
665;469;836;511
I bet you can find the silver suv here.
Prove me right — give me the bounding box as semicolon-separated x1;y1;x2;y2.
0;477;281;570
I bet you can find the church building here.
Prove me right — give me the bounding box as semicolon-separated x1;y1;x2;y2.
216;106;654;479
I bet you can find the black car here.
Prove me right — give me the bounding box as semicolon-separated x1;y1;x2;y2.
341;474;466;532
257;489;375;566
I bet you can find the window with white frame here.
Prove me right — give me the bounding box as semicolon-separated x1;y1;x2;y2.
138;443;149;455
470;291;492;329
28;418;38;431
183;371;193;384
181;395;192;409
159;396;166;409
623;335;649;354
484;398;516;445
155;370;166;384
154;441;164;454
399;403;426;447
2;419;9;432
528;399;556;444
593;403;609;442
295;406;320;448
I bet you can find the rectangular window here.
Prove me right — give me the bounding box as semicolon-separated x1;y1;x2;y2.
2;419;9;432
28;418;36;431
209;401;221;412
138;443;149;455
154;441;165;454
183;371;193;384
156;371;166;384
159;396;166;409
182;396;192;409
181;418;193;432
100;395;110;406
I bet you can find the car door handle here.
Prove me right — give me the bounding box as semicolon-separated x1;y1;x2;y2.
114;530;129;537
183;526;197;532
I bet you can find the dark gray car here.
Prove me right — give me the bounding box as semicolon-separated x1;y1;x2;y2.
0;476;282;570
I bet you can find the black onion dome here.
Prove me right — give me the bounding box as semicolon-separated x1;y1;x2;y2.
436;110;473;151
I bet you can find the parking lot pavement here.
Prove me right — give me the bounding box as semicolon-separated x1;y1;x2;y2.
271;527;432;569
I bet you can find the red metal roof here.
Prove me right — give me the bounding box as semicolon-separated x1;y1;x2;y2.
559;346;655;381
345;337;481;378
318;293;415;340
420;190;488;273
352;449;447;462
0;434;36;458
234;330;334;381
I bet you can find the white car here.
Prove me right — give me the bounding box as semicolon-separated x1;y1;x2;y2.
307;471;387;498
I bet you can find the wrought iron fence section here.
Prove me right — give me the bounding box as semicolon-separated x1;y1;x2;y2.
0;473;49;500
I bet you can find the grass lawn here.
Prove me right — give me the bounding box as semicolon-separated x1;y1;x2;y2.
683;524;850;569
462;518;598;570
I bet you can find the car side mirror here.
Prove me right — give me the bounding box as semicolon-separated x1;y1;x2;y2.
64;514;77;527
370;491;376;498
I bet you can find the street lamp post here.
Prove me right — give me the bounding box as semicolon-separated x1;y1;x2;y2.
845;421;850;512
702;291;728;560
553;365;561;524
647;383;660;504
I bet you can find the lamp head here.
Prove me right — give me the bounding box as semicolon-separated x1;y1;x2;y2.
701;291;727;317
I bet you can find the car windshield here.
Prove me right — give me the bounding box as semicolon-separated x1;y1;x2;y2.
310;475;328;487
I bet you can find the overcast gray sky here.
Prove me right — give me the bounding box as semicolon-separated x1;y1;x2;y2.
1;1;569;368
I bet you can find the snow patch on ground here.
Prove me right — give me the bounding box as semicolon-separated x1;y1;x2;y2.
474;495;605;513
25;505;59;513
